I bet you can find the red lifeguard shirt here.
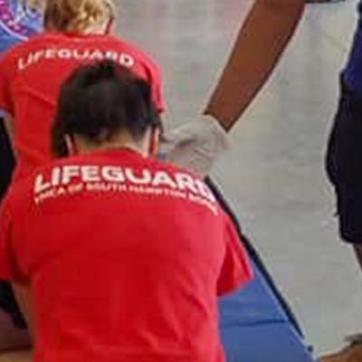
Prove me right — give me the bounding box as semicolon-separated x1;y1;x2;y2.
0;31;164;179
0;149;252;362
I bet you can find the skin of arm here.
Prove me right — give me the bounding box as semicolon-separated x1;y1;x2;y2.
204;0;305;131
12;284;33;339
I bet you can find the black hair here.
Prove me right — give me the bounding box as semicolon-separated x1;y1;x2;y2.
51;60;162;157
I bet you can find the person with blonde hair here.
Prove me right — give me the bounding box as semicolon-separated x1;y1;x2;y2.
0;0;166;350
0;0;164;181
0;0;42;200
42;0;115;34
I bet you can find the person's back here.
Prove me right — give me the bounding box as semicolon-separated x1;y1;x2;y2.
0;0;42;198
0;60;252;361
0;0;163;180
3;148;250;362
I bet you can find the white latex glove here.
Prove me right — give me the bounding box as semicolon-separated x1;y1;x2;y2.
160;115;231;177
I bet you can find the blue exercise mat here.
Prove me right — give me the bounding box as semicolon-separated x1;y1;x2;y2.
207;180;315;362
219;262;315;362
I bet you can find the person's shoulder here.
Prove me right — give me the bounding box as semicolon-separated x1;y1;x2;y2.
5;155;104;215
22;31;64;47
19;31;49;47
32;155;86;173
104;35;145;54
148;158;218;201
0;32;49;60
3;170;37;213
105;35;159;68
8;158;72;202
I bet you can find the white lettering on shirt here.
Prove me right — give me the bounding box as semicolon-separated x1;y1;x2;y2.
104;51;118;62
58;48;73;59
120;53;134;67
195;179;216;203
101;166;124;182
81;166;101;182
73;49;90;60
51;167;62;187
45;48;57;60
33;165;218;214
152;171;177;189
61;165;81;184
34;174;51;194
124;168;152;185
174;173;198;194
18;48;136;71
89;49;104;61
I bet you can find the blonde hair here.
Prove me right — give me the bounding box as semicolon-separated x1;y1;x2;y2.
23;0;46;11
44;0;115;32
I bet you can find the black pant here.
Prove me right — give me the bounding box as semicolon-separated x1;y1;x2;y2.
326;79;362;243
0;118;26;328
0;117;14;199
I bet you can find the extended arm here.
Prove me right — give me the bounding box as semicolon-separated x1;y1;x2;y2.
205;0;304;130
162;0;305;175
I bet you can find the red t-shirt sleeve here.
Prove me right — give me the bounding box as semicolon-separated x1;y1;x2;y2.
217;215;253;296
0;50;17;115
0;196;23;282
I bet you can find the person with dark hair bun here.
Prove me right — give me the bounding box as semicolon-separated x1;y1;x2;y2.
0;60;252;362
0;0;166;341
51;60;162;158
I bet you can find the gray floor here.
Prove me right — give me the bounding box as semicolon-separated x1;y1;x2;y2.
119;0;362;355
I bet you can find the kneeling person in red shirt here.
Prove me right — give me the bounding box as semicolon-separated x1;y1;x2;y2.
0;60;252;362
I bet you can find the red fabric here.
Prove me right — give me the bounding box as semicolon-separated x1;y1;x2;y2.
0;31;164;179
0;149;252;362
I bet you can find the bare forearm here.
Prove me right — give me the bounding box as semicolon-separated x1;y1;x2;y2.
205;0;304;130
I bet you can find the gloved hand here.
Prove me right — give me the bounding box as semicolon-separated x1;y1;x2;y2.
160;115;231;177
